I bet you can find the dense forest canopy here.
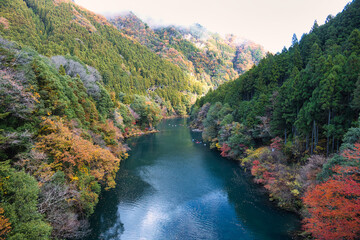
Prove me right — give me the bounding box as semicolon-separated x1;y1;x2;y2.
0;37;145;238
194;0;360;153
191;0;360;239
0;10;167;237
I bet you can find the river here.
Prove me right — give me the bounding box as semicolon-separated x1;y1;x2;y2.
87;118;300;240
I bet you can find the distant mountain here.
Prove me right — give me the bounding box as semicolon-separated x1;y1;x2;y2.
109;13;266;89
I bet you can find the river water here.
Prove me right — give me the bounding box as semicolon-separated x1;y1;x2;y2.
88;118;300;240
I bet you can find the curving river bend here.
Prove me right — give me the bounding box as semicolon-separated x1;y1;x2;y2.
88;118;300;240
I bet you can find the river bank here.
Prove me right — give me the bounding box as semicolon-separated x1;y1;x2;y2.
87;118;300;239
189;124;303;211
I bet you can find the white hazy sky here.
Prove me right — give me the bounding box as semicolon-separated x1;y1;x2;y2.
75;0;351;53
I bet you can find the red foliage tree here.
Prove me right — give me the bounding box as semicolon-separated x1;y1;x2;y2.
303;166;360;240
220;143;231;157
251;160;262;178
342;142;360;163
270;137;283;151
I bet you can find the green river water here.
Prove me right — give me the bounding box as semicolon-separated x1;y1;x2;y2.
87;118;300;240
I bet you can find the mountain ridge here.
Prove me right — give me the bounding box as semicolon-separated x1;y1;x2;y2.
108;12;266;89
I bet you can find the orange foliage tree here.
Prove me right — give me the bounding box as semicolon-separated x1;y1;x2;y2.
99;120;128;159
0;208;11;240
36;118;121;189
303;166;360;240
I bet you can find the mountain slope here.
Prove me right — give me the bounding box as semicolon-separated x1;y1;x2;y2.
0;29;167;238
0;0;202;115
191;1;360;238
109;13;265;89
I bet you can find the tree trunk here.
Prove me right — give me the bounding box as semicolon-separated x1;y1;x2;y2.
306;134;309;151
311;121;314;154
316;123;319;149
326;109;331;157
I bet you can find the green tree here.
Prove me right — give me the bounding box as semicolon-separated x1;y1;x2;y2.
0;162;52;240
58;65;66;76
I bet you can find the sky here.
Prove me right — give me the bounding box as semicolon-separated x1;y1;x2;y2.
75;0;351;53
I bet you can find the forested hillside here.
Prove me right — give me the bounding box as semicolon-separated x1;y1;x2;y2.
0;0;205;115
191;0;360;239
110;13;265;89
0;34;168;239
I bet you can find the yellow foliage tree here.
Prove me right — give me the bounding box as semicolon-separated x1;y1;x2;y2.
36;118;121;189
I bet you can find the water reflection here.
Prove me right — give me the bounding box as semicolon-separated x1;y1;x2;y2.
88;119;300;240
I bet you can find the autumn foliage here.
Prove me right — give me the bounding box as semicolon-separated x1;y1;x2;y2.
303;166;360;239
0;17;9;30
342;142;360;163
270;137;283;151
0;208;11;240
36;118;121;189
220;143;231;157
248;148;302;210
